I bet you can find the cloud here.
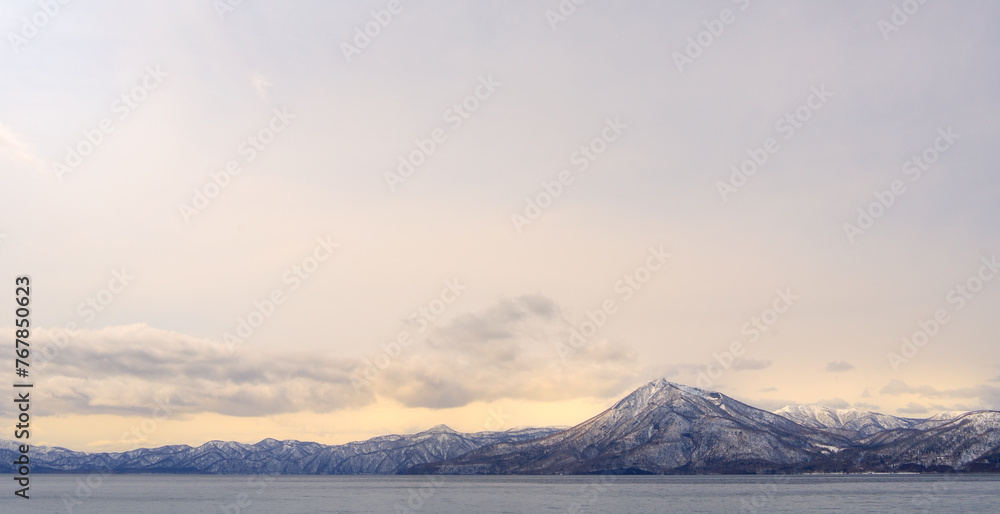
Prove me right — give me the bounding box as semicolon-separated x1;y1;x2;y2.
428;294;557;348
816;397;851;409
881;380;922;395
733;358;772;371
8;296;640;416
897;402;929;415
751;399;794;412
15;324;364;417
880;379;1000;409
769;397;851;411
824;361;854;372
759;387;777;392
373;295;639;408
853;402;881;411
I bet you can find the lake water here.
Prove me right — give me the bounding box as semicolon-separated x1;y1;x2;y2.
2;474;997;513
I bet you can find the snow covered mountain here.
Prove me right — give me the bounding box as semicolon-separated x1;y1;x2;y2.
774;405;924;437
407;380;1000;474
0;425;565;475
812;411;1000;472
5;379;998;474
406;379;853;474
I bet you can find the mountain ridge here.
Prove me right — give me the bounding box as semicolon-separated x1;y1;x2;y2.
405;379;1000;475
0;425;567;475
4;379;998;474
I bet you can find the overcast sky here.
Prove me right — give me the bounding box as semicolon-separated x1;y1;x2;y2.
1;0;999;451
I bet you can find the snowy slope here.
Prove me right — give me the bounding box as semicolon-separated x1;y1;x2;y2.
407;379;853;474
775;405;922;437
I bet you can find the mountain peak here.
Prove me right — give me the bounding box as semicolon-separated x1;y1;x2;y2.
615;378;722;411
423;424;458;434
927;411;963;421
608;379;730;416
644;378;717;397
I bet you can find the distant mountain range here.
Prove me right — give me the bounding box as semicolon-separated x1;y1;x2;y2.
408;380;1000;474
0;426;562;475
5;380;999;474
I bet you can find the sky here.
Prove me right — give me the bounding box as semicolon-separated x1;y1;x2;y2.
1;0;999;452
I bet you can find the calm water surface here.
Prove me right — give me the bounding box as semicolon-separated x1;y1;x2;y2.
1;474;997;513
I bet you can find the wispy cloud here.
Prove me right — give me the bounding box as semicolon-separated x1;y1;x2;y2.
816;397;851;409
880;379;1000;409
378;295;639;408
9;297;640;416
897;402;929;415
18;324;363;417
825;361;854;373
